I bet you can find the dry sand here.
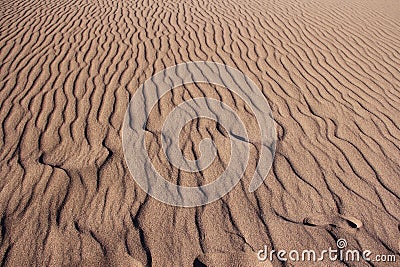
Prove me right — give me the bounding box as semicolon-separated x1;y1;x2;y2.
0;0;399;266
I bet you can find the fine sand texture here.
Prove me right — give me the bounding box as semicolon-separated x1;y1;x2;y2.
0;0;399;266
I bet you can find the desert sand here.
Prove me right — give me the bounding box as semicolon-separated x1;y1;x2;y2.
0;0;399;266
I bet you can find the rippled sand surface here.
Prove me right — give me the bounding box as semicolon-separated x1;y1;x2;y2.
0;0;399;266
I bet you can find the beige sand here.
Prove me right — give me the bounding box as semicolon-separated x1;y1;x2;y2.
0;0;399;266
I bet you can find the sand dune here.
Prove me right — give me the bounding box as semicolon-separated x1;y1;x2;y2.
0;0;399;266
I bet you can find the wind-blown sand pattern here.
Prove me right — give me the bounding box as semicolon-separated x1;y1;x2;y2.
0;0;399;266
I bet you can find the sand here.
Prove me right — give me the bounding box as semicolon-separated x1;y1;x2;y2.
0;0;399;266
